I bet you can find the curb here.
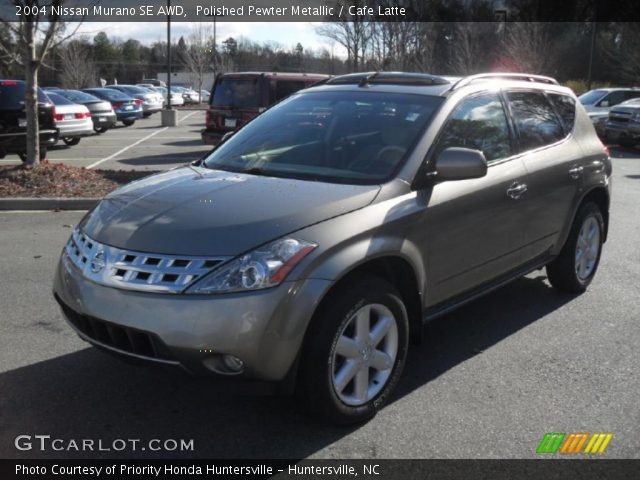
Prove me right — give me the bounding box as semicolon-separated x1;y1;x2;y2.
0;197;99;211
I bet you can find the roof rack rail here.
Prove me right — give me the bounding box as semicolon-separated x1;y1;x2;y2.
450;73;559;91
326;71;451;87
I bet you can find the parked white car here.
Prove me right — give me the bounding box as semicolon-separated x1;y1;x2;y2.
200;89;210;103
154;86;184;107
46;91;94;146
579;88;640;136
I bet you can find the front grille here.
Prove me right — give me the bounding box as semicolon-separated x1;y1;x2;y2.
65;229;228;293
56;295;175;362
609;111;631;123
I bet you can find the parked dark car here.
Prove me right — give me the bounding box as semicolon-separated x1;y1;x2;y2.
201;72;329;145
55;72;611;424
82;88;143;126
56;89;117;133
0;79;57;162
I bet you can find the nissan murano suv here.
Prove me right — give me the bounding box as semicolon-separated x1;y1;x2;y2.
54;72;611;424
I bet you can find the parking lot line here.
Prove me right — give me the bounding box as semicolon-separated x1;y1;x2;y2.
86;110;201;170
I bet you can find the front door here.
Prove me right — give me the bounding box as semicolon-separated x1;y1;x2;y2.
421;92;530;305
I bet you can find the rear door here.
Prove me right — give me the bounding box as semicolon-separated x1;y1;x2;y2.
424;92;529;304
505;90;582;261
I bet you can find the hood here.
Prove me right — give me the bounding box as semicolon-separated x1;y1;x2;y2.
609;105;640;115
80;167;380;256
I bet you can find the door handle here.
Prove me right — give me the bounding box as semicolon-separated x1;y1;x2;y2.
568;166;584;179
506;182;527;200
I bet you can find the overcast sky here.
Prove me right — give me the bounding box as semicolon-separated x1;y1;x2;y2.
74;22;341;54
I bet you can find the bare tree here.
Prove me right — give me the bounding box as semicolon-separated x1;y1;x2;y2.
59;38;95;88
0;1;82;166
180;23;214;100
500;22;557;74
600;23;640;84
316;7;373;72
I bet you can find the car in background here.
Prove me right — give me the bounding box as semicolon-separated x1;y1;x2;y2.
141;78;166;87
170;86;199;104
45;91;94;146
82;88;143;127
201;72;329;145
604;97;640;148
153;86;184;107
43;86;62;91
106;85;163;117
200;90;210;103
56;89;117;133
578;88;640;137
0;79;57;162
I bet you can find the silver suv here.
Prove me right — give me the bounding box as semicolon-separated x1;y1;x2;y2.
54;72;611;424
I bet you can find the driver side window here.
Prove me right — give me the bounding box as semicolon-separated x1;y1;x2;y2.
433;93;512;163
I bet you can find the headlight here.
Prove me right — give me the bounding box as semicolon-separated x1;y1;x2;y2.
590;115;607;124
632;112;640;122
185;238;317;294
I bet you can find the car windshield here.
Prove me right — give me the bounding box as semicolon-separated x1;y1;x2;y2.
59;90;101;103
212;77;261;108
578;90;606;105
620;97;640;106
203;90;443;184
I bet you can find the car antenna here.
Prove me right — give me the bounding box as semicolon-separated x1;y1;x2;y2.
187;163;204;178
359;71;380;87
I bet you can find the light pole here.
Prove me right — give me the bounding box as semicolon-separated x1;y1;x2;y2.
161;0;178;126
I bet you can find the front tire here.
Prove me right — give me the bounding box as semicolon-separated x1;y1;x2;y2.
547;202;604;293
297;277;409;425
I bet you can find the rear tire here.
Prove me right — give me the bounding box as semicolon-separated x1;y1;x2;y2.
297;276;409;425
94;126;108;134
547;202;604;293
122;119;136;127
62;137;81;146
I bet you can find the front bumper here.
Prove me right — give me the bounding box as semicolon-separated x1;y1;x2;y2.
53;253;331;381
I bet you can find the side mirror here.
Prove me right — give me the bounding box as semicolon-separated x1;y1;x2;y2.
434;147;488;181
598;100;610;108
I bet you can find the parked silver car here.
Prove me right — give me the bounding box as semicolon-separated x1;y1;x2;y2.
46;91;94;146
54;72;611;424
604;97;640;147
106;85;163;117
579;87;640;137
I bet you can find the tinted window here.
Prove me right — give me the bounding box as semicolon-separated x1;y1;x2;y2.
548;93;576;133
46;92;76;105
507;91;564;151
602;91;629;106
203;91;443;184
433;93;512;163
212;77;261;108
59;90;101;103
624;91;640;101
274;81;306;102
0;81;49;108
84;89;132;101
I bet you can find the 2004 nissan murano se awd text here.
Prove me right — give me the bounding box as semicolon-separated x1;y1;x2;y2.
54;72;611;424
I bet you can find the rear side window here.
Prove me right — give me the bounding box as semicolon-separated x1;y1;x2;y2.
548;93;576;133
274;81;306;102
433;93;512;163
507;91;564;151
212;77;261;108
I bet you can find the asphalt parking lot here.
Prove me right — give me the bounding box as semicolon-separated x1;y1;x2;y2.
0;148;638;460
0;109;211;171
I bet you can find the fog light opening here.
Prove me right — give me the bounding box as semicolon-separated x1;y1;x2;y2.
222;354;244;373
